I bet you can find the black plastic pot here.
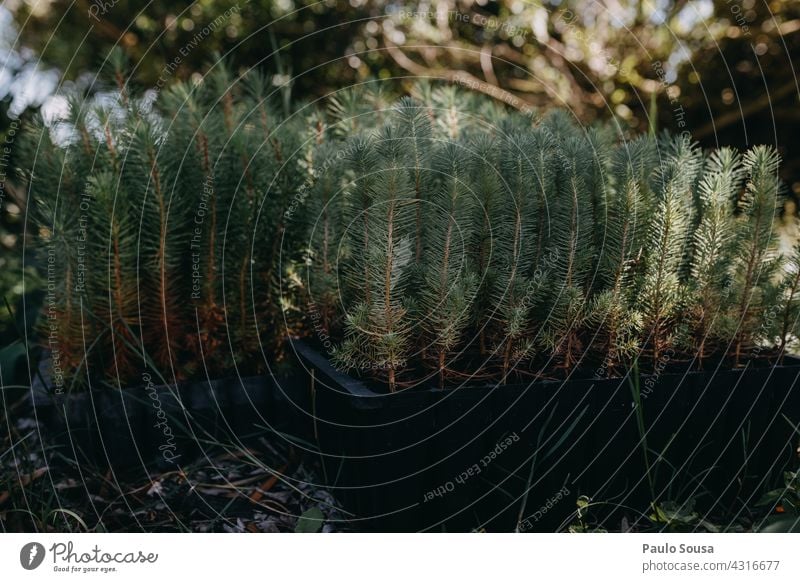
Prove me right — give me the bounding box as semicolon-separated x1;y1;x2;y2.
294;341;800;532
30;364;314;475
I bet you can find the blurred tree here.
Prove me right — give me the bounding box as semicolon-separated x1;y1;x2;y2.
10;0;799;185
9;0;372;101
347;0;799;189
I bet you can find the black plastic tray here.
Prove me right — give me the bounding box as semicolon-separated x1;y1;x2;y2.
293;341;800;532
30;365;314;475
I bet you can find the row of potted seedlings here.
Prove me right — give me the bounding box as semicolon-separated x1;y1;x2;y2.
23;71;800;529
24;65;316;471
298;87;800;530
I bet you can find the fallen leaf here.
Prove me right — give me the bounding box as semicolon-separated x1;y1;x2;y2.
295;507;324;533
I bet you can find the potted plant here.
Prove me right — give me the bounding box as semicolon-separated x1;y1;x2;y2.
293;86;800;531
22;58;320;470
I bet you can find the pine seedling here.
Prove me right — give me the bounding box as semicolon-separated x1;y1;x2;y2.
335;125;416;391
591;136;655;374
340;134;378;306
477;97;521;135
365;85;396;127
247;93;323;358
84;171;140;383
420;141;478;386
84;106;139;383
229;69;308;366
468;133;502;357
541;135;596;372
124;118;191;380
640;135;700;366
540;109;581;142
23;117;89;388
171;82;230;375
686;147;743;365
584;128;609;261
305;142;348;335
254;112;316;356
105;46;130;106
393;97;433;264
729;145;783;365
205;58;238;130
220;94;269;368
491;132;541;381
522;126;557;272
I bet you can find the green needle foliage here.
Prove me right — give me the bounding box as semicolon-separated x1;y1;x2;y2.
590;136;655;376
333;123;417;392
541;133;596;372
686;147;743;366
394;97;433;265
467;133;503;360
304;141;348;336
729;145;784;364
23;77;796;393
492;131;546;380
421;141;477;387
21;61;316;391
639;135;701;365
310;87;794;390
